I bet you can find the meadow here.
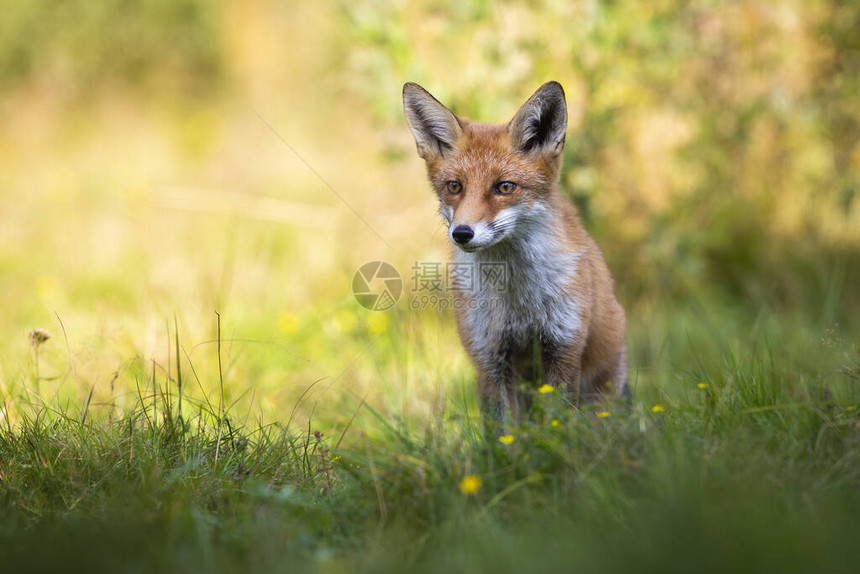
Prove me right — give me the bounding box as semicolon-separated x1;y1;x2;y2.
1;1;859;572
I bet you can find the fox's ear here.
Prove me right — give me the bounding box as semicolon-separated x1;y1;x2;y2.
403;83;463;160
508;81;568;158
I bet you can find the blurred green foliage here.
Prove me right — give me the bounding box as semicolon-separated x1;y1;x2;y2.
0;0;856;417
0;0;222;99
2;0;857;319
338;0;860;317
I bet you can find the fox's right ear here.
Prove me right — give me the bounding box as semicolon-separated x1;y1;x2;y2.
403;83;462;160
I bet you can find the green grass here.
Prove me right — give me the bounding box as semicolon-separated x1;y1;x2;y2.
2;302;858;573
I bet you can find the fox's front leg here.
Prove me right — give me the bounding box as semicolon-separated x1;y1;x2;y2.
477;357;519;432
542;339;586;406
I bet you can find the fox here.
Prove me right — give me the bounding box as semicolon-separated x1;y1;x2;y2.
403;81;629;424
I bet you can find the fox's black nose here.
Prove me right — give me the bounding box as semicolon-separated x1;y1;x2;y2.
452;225;474;244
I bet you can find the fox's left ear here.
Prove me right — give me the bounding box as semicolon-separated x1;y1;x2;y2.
508;81;568;159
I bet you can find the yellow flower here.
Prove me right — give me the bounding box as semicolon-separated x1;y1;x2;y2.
697;382;709;390
277;312;300;334
36;275;61;300
596;411;610;418
330;456;341;463
366;312;390;335
498;434;515;445
538;384;555;394
460;474;482;495
651;404;665;413
550;419;561;428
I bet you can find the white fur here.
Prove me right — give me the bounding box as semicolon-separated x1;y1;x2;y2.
450;221;493;249
439;205;454;223
451;201;582;366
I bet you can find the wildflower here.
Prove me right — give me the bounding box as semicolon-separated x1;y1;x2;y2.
366;312;390;335
331;456;341;463
29;329;51;384
538;384;555;394
277;312;300;334
460;474;482;495
36;276;60;300
596;411;610;418
498;434;515;445
651;404;665;413
29;329;52;346
697;382;709;390
550;419;561;428
848;406;856;412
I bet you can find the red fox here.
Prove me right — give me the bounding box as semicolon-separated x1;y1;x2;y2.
403;81;628;423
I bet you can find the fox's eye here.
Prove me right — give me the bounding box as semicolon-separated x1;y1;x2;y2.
495;182;517;195
446;181;462;194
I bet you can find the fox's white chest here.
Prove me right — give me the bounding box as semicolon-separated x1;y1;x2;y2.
455;229;583;365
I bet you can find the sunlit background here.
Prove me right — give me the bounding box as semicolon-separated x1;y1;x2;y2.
1;0;858;430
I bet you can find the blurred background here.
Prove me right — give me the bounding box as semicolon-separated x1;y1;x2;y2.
1;0;858;427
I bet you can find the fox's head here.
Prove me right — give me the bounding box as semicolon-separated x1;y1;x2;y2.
403;82;568;252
